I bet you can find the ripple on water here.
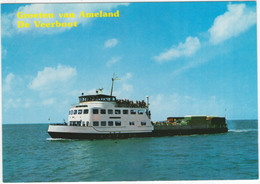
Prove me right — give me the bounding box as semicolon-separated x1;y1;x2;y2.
2;122;258;182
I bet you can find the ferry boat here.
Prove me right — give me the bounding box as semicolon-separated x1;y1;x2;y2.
48;93;153;139
48;75;154;139
47;75;228;139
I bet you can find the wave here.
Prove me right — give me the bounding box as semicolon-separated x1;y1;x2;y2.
228;129;258;133
46;138;70;141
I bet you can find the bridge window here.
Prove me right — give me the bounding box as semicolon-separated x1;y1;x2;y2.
138;110;143;115
93;109;99;114
123;110;128;114
108;121;113;126
101;121;106;126
83;109;89;114
74;110;77;114
115;121;121;126
115;109;121;114
108;109;113;114
130;110;136;114
78;109;82;114
101;109;106;114
93;121;99;126
141;122;146;126
129;122;135;125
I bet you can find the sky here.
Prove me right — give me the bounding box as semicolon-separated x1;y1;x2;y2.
1;1;257;124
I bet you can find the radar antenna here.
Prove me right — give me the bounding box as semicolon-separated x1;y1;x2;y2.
96;88;104;94
110;73;120;96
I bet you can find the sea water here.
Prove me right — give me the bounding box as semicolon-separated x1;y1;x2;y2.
2;120;258;182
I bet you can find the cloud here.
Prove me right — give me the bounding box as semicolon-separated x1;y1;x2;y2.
2;12;16;36
83;73;133;97
42;98;55;106
104;38;118;48
29;65;77;91
2;3;129;36
4;98;22;110
208;4;256;45
155;3;256;76
153;36;201;62
3;73;15;92
2;73;29;111
121;72;132;80
2;48;7;58
150;93;226;121
106;56;122;67
24;99;33;108
111;73;134;98
122;84;133;92
171;49;215;76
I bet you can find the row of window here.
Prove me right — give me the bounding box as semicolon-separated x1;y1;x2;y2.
69;121;147;127
69;109;89;115
69;109;144;115
79;96;116;102
70;121;88;126
93;121;121;127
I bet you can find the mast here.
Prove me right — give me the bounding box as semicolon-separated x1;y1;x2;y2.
110;73;120;96
146;96;151;119
146;96;150;111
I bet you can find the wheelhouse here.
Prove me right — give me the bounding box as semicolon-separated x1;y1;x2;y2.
79;94;116;103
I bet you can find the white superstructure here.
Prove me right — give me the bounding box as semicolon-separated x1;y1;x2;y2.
48;94;153;138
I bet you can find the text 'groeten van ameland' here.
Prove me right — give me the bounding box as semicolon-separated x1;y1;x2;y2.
17;10;120;28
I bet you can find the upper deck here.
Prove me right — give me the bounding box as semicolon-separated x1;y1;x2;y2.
78;94;147;108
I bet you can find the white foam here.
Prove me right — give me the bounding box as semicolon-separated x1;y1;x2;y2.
46;138;68;141
228;129;258;133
